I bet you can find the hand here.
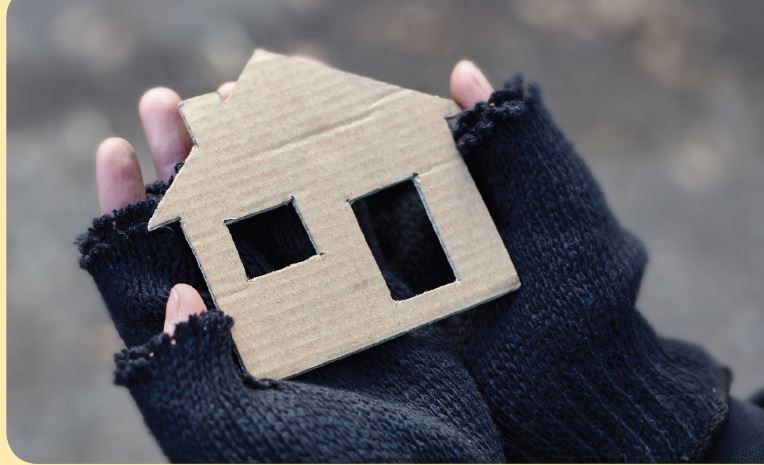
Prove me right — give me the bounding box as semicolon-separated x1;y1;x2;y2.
94;60;494;333
81;56;726;462
83;60;503;463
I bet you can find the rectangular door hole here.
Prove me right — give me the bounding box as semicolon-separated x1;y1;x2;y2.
351;179;456;300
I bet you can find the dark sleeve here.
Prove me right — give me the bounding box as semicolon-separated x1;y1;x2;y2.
704;398;764;462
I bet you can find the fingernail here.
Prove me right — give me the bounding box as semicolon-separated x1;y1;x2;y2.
164;287;183;336
164;284;207;336
464;60;493;96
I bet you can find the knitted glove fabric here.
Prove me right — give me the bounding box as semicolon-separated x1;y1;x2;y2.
78;182;211;347
440;77;729;462
337;77;731;461
77;76;733;462
77;184;504;463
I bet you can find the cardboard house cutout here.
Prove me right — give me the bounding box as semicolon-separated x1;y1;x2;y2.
149;50;519;379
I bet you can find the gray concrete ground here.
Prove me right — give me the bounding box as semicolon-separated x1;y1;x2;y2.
7;0;764;462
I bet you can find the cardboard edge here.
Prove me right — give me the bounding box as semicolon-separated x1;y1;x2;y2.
277;273;521;380
410;173;461;282
147;211;179;231
177;92;222;146
148;49;278;231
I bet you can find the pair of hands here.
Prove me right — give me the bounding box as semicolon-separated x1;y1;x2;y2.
94;59;494;336
83;52;728;461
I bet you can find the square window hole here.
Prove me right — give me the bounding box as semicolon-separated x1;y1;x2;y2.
351;178;456;300
225;200;317;279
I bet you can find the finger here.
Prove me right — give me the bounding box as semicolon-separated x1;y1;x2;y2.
450;60;494;110
164;283;207;336
217;81;236;101
138;87;193;181
96;137;146;214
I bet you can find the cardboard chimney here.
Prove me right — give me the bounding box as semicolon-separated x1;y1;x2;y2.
149;50;519;379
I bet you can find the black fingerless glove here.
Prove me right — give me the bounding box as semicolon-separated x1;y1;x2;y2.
78;76;731;463
444;77;729;461
77;183;503;463
77;182;211;347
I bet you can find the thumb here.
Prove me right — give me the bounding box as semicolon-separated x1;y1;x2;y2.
164;283;207;336
450;60;494;109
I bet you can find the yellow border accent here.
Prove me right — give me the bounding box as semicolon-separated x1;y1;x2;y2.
0;2;95;464
1;0;15;462
1;0;25;462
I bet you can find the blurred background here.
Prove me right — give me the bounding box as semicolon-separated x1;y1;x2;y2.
7;0;764;462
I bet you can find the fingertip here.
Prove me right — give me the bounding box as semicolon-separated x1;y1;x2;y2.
138;87;181;116
138;87;193;181
450;59;494;110
96;137;133;164
96;137;146;214
217;81;236;101
164;283;207;336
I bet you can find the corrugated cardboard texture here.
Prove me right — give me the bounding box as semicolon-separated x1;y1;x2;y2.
148;50;520;379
